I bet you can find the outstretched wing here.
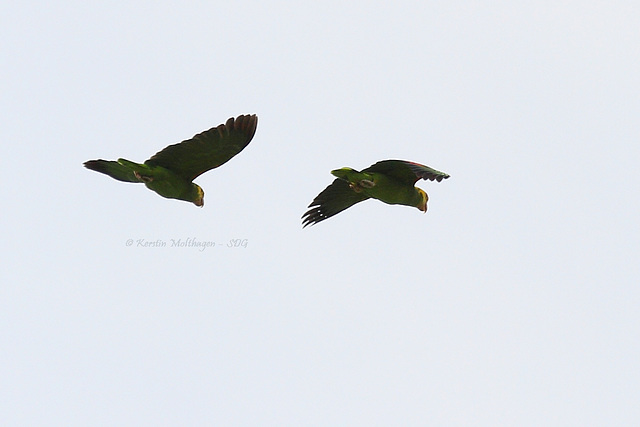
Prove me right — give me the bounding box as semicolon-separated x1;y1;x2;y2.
84;160;139;183
302;179;370;227
144;114;258;181
364;160;450;184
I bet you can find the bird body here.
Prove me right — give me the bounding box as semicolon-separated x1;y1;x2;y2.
84;114;257;207
118;158;204;206
331;167;427;209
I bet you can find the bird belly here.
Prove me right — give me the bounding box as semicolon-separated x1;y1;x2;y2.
364;176;417;206
142;168;194;202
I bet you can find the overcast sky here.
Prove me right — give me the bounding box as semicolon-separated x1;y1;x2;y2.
2;1;639;425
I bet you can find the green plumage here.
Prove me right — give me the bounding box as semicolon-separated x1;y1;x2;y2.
84;114;257;207
302;159;450;227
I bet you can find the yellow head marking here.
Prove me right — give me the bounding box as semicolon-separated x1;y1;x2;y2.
417;188;428;212
193;184;205;207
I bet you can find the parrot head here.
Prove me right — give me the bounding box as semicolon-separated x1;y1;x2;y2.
193;184;205;207
417;188;428;213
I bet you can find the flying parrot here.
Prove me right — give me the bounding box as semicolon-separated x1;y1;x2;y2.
84;114;257;207
302;160;450;227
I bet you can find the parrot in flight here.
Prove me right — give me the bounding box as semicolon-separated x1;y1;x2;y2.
84;114;257;207
302;160;449;227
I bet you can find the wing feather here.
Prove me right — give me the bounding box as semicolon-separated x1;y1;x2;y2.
144;114;257;181
364;159;450;184
302;179;369;227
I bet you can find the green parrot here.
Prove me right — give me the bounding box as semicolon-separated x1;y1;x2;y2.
84;114;257;207
302;159;450;227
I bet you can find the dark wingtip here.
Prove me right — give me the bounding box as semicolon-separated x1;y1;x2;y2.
228;114;258;142
301;209;314;228
83;159;106;172
405;161;450;182
301;205;328;228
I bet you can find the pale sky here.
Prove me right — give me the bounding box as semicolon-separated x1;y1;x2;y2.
2;1;639;425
